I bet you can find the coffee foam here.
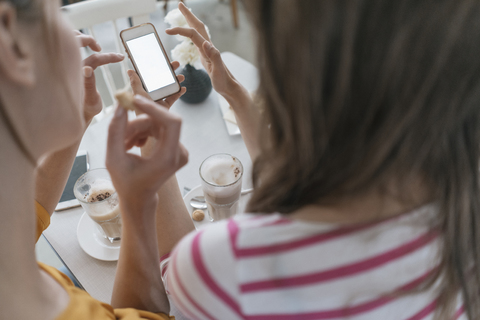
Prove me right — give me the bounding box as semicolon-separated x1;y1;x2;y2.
87;179;114;195
201;157;242;186
84;179;118;218
87;189;114;203
85;180;121;239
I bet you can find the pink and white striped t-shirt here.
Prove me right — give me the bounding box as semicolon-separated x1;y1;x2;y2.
161;205;466;320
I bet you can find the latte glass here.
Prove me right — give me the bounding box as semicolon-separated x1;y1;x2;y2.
199;154;243;221
74;168;122;242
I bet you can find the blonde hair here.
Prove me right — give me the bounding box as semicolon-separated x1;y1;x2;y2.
0;0;69;165
0;0;42;165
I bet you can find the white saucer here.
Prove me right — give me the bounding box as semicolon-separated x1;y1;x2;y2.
77;212;121;261
183;185;252;229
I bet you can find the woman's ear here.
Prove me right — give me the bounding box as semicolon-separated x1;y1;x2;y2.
0;2;35;87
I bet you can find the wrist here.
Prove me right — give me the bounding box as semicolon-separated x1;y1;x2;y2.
221;81;251;109
119;194;158;225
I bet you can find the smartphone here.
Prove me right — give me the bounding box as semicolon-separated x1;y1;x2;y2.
55;150;89;211
120;23;181;101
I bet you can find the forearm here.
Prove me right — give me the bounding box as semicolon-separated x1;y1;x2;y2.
34;117;96;214
222;82;260;160
111;137;194;312
112;199;169;313
155;175;195;258
34;139;82;214
140;138;195;257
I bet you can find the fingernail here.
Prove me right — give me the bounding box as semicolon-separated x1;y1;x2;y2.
116;53;124;59
115;105;125;117
83;67;92;78
204;41;212;51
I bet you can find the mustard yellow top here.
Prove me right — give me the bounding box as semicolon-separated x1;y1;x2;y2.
35;201;173;320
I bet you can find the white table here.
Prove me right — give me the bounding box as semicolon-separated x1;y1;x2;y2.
42;52;258;306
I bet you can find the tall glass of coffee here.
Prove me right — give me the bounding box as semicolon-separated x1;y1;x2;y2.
74;168;122;243
199;154;243;221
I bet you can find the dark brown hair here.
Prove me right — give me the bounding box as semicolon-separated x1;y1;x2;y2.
246;0;480;318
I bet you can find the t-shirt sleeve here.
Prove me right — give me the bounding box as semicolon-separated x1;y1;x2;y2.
38;263;174;320
35;200;51;242
114;309;174;320
160;253;172;294
164;221;242;320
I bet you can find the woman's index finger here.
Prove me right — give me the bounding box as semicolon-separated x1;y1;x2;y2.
178;2;200;26
178;2;210;40
166;27;208;55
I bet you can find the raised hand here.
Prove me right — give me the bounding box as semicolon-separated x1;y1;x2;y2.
75;31;124;122
106;96;188;211
165;3;239;97
165;4;260;159
107;96;188;312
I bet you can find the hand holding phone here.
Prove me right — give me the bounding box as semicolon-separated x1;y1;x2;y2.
127;65;185;107
120;23;181;101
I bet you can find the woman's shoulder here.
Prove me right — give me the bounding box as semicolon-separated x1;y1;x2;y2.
176;203;439;255
233;204;439;256
173;212;283;246
172;212;297;260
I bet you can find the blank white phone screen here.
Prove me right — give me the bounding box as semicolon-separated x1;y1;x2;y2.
126;33;176;92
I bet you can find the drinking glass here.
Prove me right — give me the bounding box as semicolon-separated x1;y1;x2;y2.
199;153;243;221
74;168;122;242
